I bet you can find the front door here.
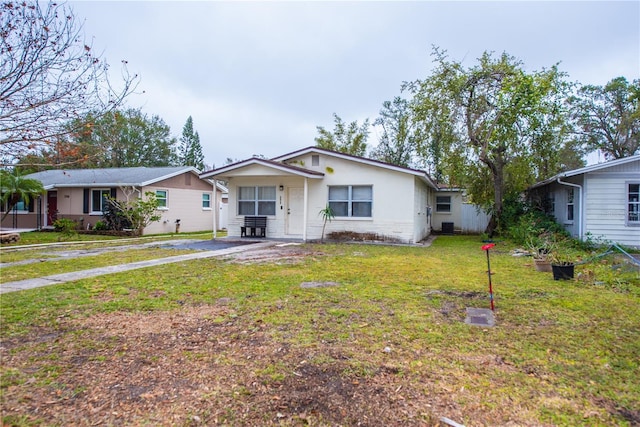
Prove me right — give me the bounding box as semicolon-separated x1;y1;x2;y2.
286;187;304;236
47;191;58;225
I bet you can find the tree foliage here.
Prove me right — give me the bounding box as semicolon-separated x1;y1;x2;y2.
0;168;44;220
568;76;640;159
315;113;369;156
178;116;205;170
0;1;138;165
370;97;417;168
47;108;177;168
405;48;578;235
104;188;161;236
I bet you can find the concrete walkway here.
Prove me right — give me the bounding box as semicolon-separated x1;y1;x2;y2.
0;240;275;294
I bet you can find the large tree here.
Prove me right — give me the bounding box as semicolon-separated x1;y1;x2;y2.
315;113;369;156
67;108;178;168
178;116;205;170
370;97;416;168
405;48;576;235
569;77;640;159
0;1;138;166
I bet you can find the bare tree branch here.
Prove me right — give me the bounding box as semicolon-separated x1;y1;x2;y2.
0;1;139;164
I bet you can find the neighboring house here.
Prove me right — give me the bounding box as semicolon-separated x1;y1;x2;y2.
528;154;640;249
1;167;227;234
431;187;491;234
200;147;441;243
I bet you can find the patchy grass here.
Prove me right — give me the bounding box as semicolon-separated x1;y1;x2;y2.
1;231;122;246
0;247;199;283
1;236;638;426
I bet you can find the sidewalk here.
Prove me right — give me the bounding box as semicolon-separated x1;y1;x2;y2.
0;240;275;294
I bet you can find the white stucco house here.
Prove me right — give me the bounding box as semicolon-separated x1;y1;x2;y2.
528;154;640;249
200;147;441;243
2;167;227;234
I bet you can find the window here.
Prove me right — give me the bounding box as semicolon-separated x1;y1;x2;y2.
436;196;451;213
312;155;320;166
238;186;276;216
566;189;574;222
91;189;110;212
628;182;640;225
3;197;29;212
156;190;168;208
328;185;372;217
202;193;211;209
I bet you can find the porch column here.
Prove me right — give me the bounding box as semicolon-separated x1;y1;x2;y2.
303;177;308;242
212;180;217;239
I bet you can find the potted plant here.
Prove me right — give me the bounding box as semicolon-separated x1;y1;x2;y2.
526;235;552;273
547;248;576;280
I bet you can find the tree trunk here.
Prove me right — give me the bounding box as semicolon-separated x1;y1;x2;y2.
483;154;506;237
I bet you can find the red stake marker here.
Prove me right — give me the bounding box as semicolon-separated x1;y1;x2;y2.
481;243;496;311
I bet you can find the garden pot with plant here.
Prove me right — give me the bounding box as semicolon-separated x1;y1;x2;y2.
551;262;575;280
534;257;553;273
548;250;576;280
526;238;553;273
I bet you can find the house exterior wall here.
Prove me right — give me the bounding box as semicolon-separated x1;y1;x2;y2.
225;174;302;238
224;153;432;243
531;158;640;249
142;174;215;234
1;172;218;234
582;166;640;248
543;175;584;239
432;191;464;232
141;185;213;234
413;177;432;242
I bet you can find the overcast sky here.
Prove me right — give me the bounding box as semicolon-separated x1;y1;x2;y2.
70;1;640;169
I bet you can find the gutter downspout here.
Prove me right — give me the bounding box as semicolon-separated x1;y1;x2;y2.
556;177;583;241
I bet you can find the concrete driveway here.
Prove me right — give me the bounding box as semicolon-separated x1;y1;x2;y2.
0;239;276;294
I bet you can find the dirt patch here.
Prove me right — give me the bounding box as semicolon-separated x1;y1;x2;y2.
300;281;341;289
225;243;326;265
1;304;455;426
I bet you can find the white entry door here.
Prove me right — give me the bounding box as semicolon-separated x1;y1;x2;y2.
286;187;304;236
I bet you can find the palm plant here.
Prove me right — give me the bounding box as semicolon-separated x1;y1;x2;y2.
1;169;45;221
318;204;335;243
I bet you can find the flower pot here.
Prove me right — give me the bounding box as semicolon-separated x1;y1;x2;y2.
551;263;574;280
534;258;552;273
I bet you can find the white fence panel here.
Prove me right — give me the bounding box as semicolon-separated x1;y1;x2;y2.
461;204;490;234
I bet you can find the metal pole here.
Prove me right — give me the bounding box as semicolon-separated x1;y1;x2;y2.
482;243;496;311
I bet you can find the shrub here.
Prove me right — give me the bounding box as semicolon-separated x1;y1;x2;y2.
53;218;78;240
53;218;77;233
94;220;107;231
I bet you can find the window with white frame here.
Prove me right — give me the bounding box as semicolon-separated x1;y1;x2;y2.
202;193;211;209
566;189;574;222
312;155;320;166
156;190;168;208
436;196;451;213
91;189;111;213
628;182;640;225
238;186;276;216
328;185;372;217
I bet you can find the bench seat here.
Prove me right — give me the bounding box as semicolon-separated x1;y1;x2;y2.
241;216;267;238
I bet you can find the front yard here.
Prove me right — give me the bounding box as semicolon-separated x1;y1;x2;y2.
1;236;638;426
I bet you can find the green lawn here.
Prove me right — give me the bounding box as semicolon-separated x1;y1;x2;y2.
1;236;638;426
